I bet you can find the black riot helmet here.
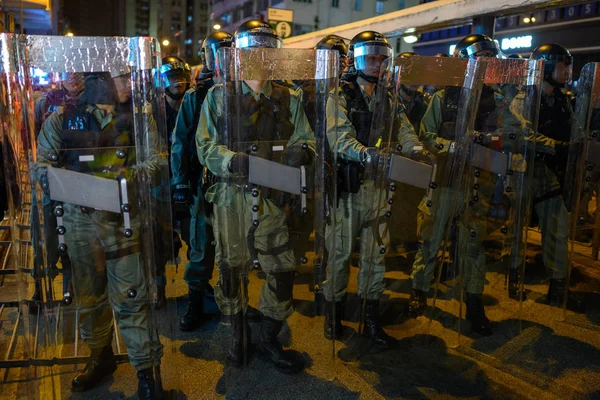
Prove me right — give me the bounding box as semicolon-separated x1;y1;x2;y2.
160;56;191;89
434;52;450;57
349;31;392;82
202;31;233;72
530;43;573;89
315;35;348;56
234;19;283;49
507;53;524;59
453;34;500;58
316;35;348;73
397;51;418;59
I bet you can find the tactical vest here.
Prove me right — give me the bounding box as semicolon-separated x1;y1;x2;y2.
217;82;294;162
538;90;572;143
440;85;498;139
341;81;372;146
61;103;134;176
439;86;461;140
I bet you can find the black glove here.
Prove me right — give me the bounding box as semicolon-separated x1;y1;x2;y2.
283;145;313;167
410;148;434;165
229;153;250;175
361;147;379;164
173;184;192;206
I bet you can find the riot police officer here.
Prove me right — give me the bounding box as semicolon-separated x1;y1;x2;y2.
37;72;164;398
323;31;422;347
151;56;192;309
196;20;311;373
162;56;192;132
171;32;232;330
528;43;583;310
408;34;506;335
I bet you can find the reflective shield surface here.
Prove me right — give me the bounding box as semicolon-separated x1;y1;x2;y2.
0;34;179;398
565;62;600;330
447;57;543;351
330;54;486;379
197;47;339;389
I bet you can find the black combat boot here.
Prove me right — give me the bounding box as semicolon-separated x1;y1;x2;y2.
508;268;526;301
408;289;427;318
547;278;585;312
72;345;117;392
362;300;395;348
465;293;492;336
258;317;305;374
228;312;252;367
137;367;163;400
180;287;205;331
324;301;344;340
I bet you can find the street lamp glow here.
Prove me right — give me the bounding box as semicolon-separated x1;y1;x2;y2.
523;17;531;23
403;27;418;44
66;32;74;37
213;24;221;30
162;39;170;47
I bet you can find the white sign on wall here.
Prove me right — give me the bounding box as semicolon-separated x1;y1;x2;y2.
501;35;533;51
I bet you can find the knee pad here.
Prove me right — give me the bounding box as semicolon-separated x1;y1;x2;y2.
269;271;295;302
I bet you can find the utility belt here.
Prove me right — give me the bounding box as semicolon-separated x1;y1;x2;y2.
215;175;294;207
337;159;364;194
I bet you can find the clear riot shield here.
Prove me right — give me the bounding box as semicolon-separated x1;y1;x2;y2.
445;57;543;351
0;34;179;398
565;62;600;330
333;55;484;384
201;47;338;391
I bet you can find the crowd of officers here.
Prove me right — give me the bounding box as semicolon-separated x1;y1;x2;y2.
30;19;587;400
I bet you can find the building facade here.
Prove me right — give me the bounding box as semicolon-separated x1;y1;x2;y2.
212;0;419;39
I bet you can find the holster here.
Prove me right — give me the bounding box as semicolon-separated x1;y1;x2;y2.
337;160;363;195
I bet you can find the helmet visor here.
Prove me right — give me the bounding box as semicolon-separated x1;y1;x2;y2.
205;42;232;71
460;40;500;58
162;70;191;88
235;33;283;49
353;43;392;71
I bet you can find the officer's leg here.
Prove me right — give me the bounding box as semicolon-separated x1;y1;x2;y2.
537;195;583;310
323;192;359;340
409;189;453;317
459;216;491;336
180;190;213;331
63;206;116;392
100;213;164;398
356;188;393;347
254;197;305;373
211;196;249;367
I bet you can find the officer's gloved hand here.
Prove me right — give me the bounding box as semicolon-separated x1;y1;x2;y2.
173;184;192;206
229;153;250;175
283;144;313;167
361;147;380;165
410;146;434;165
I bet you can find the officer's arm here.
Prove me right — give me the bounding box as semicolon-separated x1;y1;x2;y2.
325;89;367;162
171;89;196;187
509;92;556;154
395;110;423;157
419;91;453;155
35;108;64;181
34;95;48;135
196;86;236;177
287;88;316;152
